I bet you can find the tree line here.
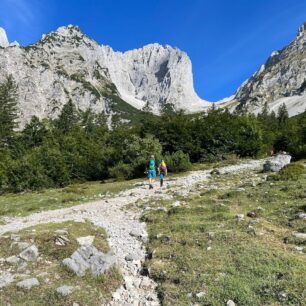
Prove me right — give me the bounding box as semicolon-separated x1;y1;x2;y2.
0;76;305;193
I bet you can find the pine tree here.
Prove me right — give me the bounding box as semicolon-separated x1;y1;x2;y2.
0;75;18;147
56;99;78;132
277;103;289;125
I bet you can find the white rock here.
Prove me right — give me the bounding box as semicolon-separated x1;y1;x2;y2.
196;291;205;298
76;236;95;246
263;154;292;172
298;213;306;219
226;300;236;306
293;232;306;239
16;278;39;290
56;285;77;296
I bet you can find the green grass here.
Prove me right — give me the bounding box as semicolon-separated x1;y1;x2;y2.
0;178;140;218
143;165;306;305
0;221;122;305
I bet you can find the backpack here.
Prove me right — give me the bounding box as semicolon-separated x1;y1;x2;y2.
160;162;167;173
149;159;155;170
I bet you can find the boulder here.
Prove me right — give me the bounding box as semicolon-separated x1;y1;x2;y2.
56;285;77;296
5;255;21;265
0;272;14;288
63;245;116;277
19;245;39;262
16;278;39;290
263;153;291;172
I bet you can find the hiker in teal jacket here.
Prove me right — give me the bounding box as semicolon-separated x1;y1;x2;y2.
146;155;157;189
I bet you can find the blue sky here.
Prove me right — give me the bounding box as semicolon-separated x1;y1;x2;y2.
0;0;305;101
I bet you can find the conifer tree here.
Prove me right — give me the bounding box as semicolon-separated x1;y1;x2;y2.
0;75;18;147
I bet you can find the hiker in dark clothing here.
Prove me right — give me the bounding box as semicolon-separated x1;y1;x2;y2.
158;160;168;187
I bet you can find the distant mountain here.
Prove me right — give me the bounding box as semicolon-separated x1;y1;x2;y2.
0;25;209;127
225;22;306;116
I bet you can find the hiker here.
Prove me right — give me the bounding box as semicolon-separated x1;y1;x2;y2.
146;155;157;189
158;160;167;187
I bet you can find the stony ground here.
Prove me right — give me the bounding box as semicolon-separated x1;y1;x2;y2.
0;159;264;305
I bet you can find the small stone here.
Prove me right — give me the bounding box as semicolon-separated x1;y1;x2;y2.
247;211;258;218
171;201;181;208
293;232;306;239
19;245;39;262
5;256;21;265
187;292;193;298
10;234;20;242
72;303;80;306
207;246;212;251
196;291;205;298
56;285;76;296
125;254;138;261
226;300;236;306
76;236;95;246
236;214;244;221
16;278;39;290
298;213;306;219
208;232;215;238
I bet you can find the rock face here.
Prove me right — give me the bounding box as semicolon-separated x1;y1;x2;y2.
232;22;306;116
263;153;291;172
0;25;209;127
0;28;9;48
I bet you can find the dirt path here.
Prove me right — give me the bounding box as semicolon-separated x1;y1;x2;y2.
0;159;264;306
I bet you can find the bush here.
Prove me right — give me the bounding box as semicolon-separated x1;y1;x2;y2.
276;163;305;181
165;150;192;173
109;162;134;181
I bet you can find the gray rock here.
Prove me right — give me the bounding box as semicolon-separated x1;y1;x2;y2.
0;272;14;288
16;278;39;290
19;245;39;262
263;154;291;172
56;285;76;296
125;254;138;261
208;232;215;238
62;245;116;277
5;255;21;265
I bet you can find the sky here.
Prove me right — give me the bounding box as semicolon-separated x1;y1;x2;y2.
0;0;306;101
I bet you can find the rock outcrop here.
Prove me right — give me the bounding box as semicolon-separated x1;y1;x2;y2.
0;28;9;48
0;25;209;127
230;22;306;116
263;153;292;172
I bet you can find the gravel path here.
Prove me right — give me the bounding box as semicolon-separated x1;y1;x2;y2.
0;159;264;305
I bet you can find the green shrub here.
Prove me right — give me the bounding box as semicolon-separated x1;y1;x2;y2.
165;150;192;173
109;161;134;181
276;163;305;181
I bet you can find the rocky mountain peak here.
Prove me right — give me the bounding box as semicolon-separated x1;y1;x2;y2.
0;27;9;48
298;22;306;37
231;22;306;116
